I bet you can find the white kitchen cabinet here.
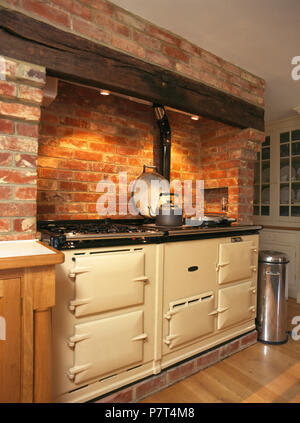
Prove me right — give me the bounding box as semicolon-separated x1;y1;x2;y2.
253;115;300;302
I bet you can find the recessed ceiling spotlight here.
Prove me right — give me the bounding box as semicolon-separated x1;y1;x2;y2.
100;89;110;96
191;115;199;121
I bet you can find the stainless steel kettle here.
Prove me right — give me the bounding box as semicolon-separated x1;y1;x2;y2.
155;193;183;226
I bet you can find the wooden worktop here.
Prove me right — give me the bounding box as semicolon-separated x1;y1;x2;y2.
0;240;64;270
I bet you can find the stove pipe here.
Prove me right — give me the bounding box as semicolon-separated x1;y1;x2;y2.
153;103;171;181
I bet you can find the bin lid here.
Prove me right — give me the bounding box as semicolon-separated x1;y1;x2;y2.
259;250;289;263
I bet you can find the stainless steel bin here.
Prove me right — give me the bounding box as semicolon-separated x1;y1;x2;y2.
256;250;289;344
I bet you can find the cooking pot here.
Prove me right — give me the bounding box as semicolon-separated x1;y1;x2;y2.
131;165;170;218
155;193;183;226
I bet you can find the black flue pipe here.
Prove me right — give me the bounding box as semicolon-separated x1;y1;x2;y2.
153;104;171;181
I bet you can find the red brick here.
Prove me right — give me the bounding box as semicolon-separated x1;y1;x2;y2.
162;45;190;63
15;153;37;168
0;81;17;98
133;30;161;50
0;152;12;166
0;186;12;200
0;219;10;232
22;0;71;28
146;50;174;69
74;171;105;182
74;150;103;161
135;373;167;400
147;24;180;46
0;136;37;153
94;387;133;403
115;9;145;31
73;17;111;44
14;186;37;200
18;85;44;104
0;169;36;184
80;0;114;15
59;181;89;192
56;203;86;213
0;101;40;121
58;158;88;171
13;217;36;232
60;116;89;128
240;331;258;347
73;193;99;202
112;35;146;59
197;350;219;369
16;123;39;137
38;156;58;168
115;146;139;156
0;202;36;217
0;118;14;134
38;145;73;159
94;12;131;38
71;0;92;21
167;360;196;384
39;168;73;180
220;340;240;359
40;111;59;124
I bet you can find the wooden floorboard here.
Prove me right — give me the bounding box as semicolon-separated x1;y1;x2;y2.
141;299;300;403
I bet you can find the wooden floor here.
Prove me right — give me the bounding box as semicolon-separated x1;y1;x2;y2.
141;299;300;403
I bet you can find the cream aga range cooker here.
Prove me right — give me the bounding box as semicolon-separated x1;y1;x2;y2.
39;218;261;403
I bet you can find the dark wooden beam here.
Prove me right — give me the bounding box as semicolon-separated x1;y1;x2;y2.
0;7;264;131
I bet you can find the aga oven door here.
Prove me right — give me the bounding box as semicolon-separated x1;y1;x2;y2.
68;250;148;317
67;310;147;385
164;292;215;349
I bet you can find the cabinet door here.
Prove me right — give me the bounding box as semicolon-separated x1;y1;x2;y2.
164;292;215;349
67;310;147;385
69;251;147;317
164;239;218;301
0;277;21;403
217;281;256;330
218;241;255;285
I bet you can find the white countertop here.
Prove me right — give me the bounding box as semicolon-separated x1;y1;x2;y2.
0;240;55;258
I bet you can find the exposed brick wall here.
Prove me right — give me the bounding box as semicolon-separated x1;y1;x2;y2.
0;56;46;240
0;0;265;108
198;122;265;224
0;0;266;236
37;81;202;220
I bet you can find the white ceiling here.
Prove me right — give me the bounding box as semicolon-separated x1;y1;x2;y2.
112;0;300;124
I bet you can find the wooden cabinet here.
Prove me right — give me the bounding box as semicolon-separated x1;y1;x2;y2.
0;242;64;403
0;274;22;403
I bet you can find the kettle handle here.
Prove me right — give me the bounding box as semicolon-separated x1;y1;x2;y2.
143;165;158;173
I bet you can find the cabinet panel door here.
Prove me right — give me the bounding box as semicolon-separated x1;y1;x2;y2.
67;310;146;385
70;251;146;317
0;278;21;403
218;241;254;285
164;239;218;301
165;293;215;349
217;281;255;330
